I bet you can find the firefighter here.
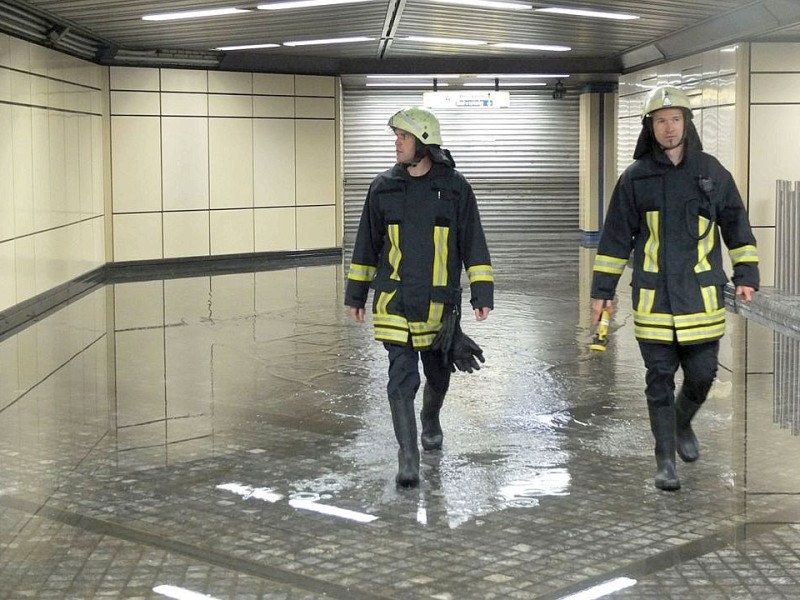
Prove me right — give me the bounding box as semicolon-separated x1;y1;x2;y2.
590;85;759;491
345;107;494;488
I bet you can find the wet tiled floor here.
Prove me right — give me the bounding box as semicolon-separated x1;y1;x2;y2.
1;236;799;599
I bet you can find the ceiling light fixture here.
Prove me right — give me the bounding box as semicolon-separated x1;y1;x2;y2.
142;8;250;21
367;82;451;87
493;42;571;52
215;43;281;51
431;0;531;9
367;74;460;79
535;7;639;20
258;0;372;9
475;73;570;79
283;36;373;46
464;81;547;87
406;36;487;46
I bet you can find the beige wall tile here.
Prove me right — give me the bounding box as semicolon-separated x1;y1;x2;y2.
209;94;252;117
296;120;335;206
8;36;30;71
31;108;51;230
0;64;8;102
209;71;252;94
163;211;210;258
210;118;253;209
10;70;31;104
161;92;208;116
296;97;335;119
111;91;160;115
296;205;336;248
210;209;254;255
0;33;8;68
295;75;335;97
113;212;163;262
255;207;296;251
162;117;209;211
0;104;12;240
161;68;207;92
752;43;800;72
110;66;160;91
111;116;162;213
14;237;35;304
33;226;73;293
0;240;16;312
254;119;295;207
749;105;800;227
751;73;800;104
753;227;775;288
253;96;294;118
254;73;294;95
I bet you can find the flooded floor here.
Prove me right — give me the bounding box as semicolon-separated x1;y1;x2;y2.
1;236;800;599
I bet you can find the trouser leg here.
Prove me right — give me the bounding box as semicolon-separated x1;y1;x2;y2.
675;340;719;462
419;350;451;451
385;343;421;488
639;341;681;491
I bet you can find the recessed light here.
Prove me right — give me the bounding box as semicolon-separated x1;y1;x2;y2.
215;43;281;51
535;7;639;20
493;42;571;52
143;8;250;21
283;36;373;46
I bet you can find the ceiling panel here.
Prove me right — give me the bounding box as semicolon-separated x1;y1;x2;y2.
4;0;800;87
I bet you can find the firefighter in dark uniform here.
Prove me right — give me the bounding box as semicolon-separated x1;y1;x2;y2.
345;107;494;488
591;86;759;491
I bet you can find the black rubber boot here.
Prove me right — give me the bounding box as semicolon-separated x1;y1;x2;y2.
420;384;445;451
388;394;420;488
649;405;681;491
675;391;702;463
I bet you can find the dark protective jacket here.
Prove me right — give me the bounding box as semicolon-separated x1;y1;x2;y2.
345;158;494;349
591;121;759;345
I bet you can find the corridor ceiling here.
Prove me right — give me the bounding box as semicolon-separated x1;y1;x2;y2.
3;0;800;88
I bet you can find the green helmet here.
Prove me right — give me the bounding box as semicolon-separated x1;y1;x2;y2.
642;85;693;119
387;107;443;146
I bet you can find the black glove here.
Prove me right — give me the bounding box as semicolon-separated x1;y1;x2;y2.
450;329;485;373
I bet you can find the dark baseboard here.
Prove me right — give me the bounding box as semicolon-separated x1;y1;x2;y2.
0;248;343;340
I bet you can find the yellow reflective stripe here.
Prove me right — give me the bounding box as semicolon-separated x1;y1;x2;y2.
374;313;408;328
408;320;441;335
411;332;437;349
593;254;627;275
432;226;449;286
729;244;759;265
467;264;494;283
644;211;659;273
673;308;725;328
676;322;726;343
347;263;377;282
634;325;674;342
375;290;395;315
638;288;656;314
387;224;402;281
694;216;713;273
428;301;445;325
634;311;674;327
375;328;410;344
699;285;718;313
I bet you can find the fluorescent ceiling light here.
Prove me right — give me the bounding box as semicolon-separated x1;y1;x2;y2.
493;42;571;52
536;6;639;20
215;43;280;51
406;36;487;46
431;0;531;9
143;8;249;21
367;82;450;87
475;73;569;78
258;0;372;9
284;36;373;46
464;81;546;87
367;74;460;79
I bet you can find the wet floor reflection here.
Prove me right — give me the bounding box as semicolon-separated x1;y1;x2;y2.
1;235;800;597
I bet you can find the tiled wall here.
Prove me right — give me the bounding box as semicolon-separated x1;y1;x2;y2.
0;33;106;313
109;67;338;262
748;42;800;288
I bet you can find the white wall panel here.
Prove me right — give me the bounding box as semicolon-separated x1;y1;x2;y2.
297;205;335;249
0;103;12;241
210;209;254;255
210;118;253;209
0;241;15;312
296;119;335;206
111;116;162;213
114;213;163;261
254;73;294;95
254;119;295;207
161;117;209;211
255;207;296;251
164;211;210;258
